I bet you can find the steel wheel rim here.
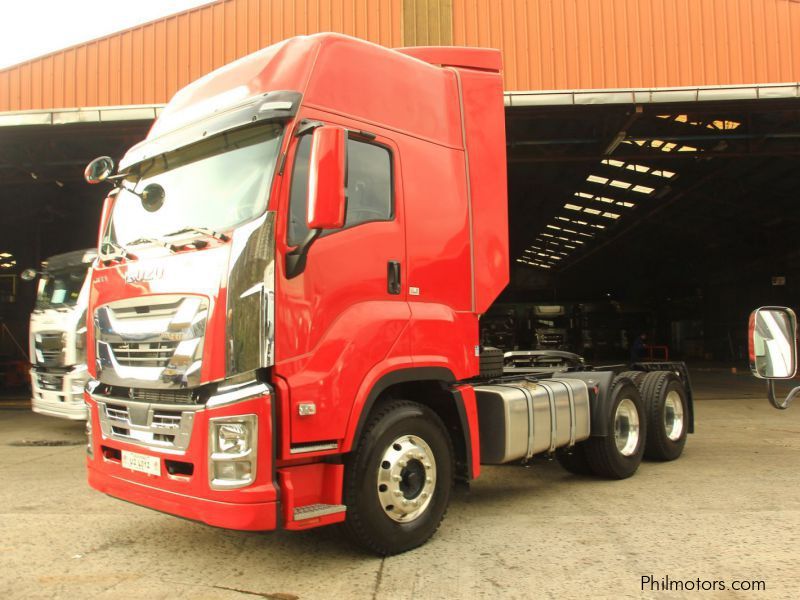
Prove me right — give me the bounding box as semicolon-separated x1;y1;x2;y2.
664;390;685;441
376;435;436;523
614;398;640;456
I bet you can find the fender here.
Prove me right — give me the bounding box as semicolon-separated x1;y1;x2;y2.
343;366;455;453
561;371;617;437
452;384;480;480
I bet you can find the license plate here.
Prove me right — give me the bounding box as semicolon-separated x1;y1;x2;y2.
121;450;161;476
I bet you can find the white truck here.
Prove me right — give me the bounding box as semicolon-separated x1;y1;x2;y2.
23;249;95;419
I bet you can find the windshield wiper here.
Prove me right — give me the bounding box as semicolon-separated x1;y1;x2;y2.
164;226;230;242
126;237;175;252
100;241;137;263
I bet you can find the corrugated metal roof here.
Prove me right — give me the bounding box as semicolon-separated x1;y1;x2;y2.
0;0;403;112
3;0;800;112
452;0;800;91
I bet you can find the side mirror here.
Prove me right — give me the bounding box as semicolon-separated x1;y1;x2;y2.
749;307;797;379
20;268;38;282
84;156;115;184
307;126;346;230
749;306;800;410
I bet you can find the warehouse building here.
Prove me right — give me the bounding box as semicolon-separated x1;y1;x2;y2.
2;0;799;363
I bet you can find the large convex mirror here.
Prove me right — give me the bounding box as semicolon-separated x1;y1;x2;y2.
749;307;798;379
84;156;115;184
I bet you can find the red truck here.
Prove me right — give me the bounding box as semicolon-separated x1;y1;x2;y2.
83;33;693;555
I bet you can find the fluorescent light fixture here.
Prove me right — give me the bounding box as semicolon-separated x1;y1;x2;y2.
632;184;655;194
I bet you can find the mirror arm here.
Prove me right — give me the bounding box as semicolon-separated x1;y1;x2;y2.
767;379;800;410
285;229;321;279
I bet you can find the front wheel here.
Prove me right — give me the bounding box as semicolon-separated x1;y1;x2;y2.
343;400;454;555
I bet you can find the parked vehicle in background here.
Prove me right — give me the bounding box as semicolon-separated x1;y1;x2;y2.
81;34;695;555
23;249;95;420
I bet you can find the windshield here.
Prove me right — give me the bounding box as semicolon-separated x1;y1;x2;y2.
36;266;87;309
107;123;283;248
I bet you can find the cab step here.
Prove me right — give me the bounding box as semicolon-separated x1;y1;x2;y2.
293;503;347;521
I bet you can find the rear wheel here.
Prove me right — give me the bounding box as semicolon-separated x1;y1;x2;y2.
585;377;647;479
343;400;454;555
618;370;646;388
639;371;688;461
556;442;592;475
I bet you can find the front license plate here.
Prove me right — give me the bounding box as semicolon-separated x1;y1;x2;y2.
121;450;161;476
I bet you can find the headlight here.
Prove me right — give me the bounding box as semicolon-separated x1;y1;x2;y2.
215;422;250;455
208;415;257;490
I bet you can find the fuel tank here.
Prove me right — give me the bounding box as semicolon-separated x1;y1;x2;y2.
474;378;591;464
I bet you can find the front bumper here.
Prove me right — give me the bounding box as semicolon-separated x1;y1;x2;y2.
85;384;278;531
31;365;88;420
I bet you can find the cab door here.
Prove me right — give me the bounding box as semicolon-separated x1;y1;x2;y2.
274;119;409;445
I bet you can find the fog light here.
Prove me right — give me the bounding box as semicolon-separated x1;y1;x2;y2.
214;461;252;481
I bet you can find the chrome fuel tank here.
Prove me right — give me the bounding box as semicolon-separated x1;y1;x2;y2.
474;378;591;464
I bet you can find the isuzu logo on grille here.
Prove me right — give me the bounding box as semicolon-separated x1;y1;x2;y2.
125;266;165;283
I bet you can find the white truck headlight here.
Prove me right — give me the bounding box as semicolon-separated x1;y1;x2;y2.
209;415;257;489
215;422;250;454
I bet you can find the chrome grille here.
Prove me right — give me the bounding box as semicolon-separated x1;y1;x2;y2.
105;404;130;421
94;294;208;389
35;332;65;367
108;341;180;367
97;398;199;452
37;372;64;391
130;388;195;404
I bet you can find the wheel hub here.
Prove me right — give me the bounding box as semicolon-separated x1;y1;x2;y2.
664;390;684;441
614;397;640;457
377;435;436;522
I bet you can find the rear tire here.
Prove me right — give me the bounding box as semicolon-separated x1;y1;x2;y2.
639;371;688;461
556;442;592;475
585;377;647;479
617;370;646;388
343;400;454;555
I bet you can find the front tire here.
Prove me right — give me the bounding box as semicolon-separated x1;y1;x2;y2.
585;377;647;479
343;400;454;555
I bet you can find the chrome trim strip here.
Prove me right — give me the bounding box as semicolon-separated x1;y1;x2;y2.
206;382;269;408
289;442;338;455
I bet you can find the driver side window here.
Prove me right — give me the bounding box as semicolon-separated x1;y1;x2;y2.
287;134;393;246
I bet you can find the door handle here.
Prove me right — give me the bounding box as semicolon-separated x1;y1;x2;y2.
387;261;401;295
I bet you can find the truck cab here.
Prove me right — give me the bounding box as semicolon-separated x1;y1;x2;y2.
82;33;693;555
26;249;95;420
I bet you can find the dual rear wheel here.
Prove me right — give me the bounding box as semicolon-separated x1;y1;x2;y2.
557;370;689;479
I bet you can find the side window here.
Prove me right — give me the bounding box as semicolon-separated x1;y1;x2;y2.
287;134;393;247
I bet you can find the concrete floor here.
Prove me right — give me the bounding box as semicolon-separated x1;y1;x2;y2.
1;371;798;599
